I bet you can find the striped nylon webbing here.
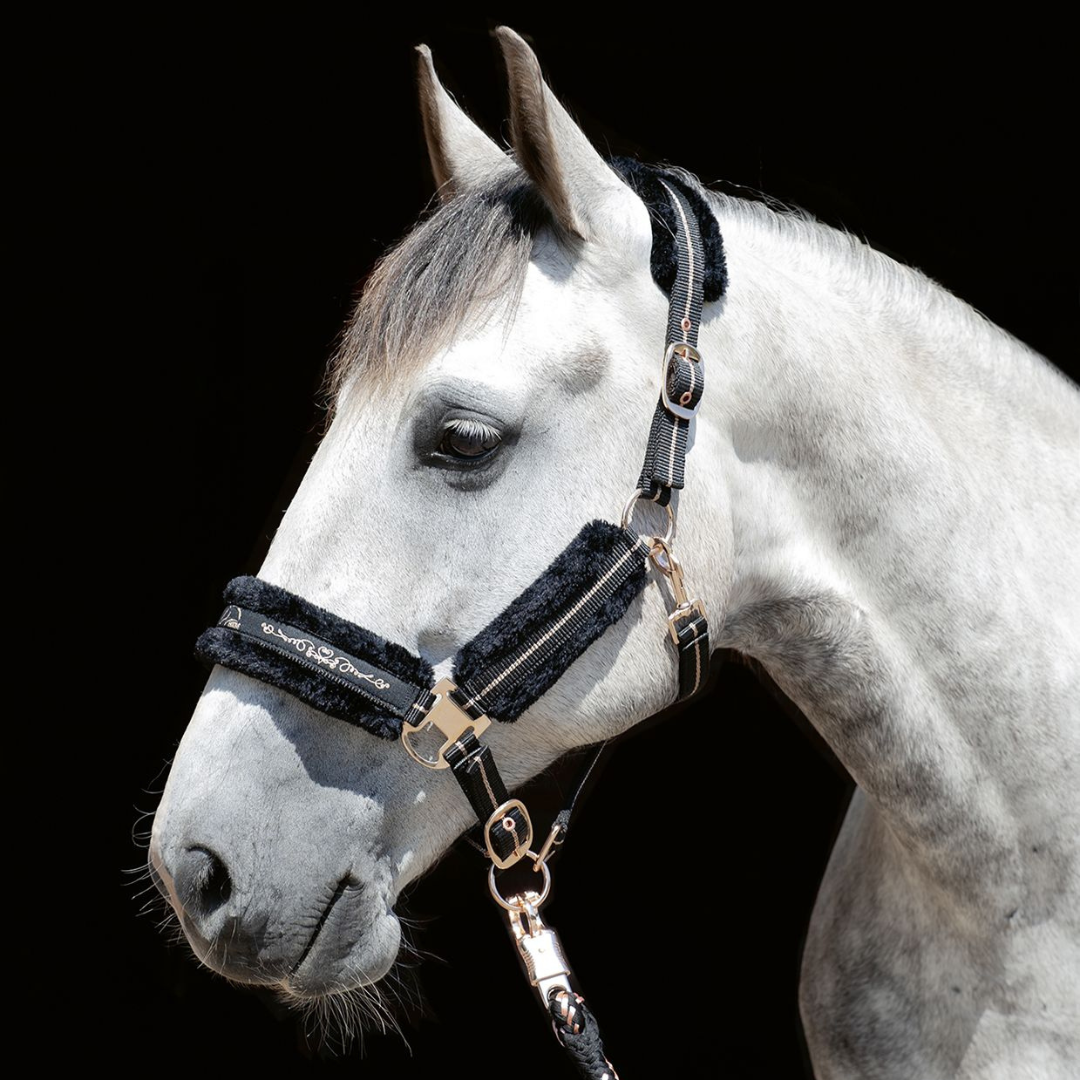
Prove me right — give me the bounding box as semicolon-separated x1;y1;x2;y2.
636;181;706;505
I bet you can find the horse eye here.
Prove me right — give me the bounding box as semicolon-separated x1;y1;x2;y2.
437;418;503;461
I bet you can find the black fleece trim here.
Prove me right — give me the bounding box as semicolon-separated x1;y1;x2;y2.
195;576;433;740
608;156;727;302
452;522;648;722
196;523;647;736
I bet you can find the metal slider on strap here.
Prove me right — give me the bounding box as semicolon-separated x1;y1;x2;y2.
669;603;708;644
660;341;703;420
401;677;491;770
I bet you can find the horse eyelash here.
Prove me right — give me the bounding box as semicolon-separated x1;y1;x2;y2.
442;418;502;444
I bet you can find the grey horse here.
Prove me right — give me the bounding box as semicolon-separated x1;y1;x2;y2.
150;28;1079;1078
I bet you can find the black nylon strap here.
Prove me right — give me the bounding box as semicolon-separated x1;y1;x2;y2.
444;731;531;864
636;181;707;506
463;739;611;862
673;611;710;701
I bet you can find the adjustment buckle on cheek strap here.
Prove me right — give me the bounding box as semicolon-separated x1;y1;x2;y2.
661;341;704;420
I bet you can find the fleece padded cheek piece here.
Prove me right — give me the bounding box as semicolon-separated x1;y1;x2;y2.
451;522;648;722
195;522;650;739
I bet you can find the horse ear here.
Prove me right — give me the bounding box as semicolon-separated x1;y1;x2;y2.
416;44;516;200
496;27;637;241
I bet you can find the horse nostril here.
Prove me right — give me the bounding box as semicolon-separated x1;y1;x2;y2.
176;845;232;917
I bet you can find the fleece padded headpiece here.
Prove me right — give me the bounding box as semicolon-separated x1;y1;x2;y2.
608;157;727;302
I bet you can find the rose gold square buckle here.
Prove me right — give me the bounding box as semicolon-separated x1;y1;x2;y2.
660;341;703;420
401;677;491;770
483;798;534;869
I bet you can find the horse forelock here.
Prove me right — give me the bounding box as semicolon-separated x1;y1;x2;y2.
327;174;552;406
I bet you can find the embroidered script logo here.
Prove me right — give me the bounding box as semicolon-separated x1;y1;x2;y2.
222;605;242;629
259;621;392;691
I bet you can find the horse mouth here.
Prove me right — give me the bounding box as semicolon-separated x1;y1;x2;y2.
153;835;401;997
289;875;359;979
278;881;401;999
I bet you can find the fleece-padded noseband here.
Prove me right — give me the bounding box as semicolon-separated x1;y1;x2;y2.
196;576;435;739
197;522;649;739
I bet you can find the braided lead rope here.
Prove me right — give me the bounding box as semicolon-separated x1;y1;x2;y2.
550;990;619;1080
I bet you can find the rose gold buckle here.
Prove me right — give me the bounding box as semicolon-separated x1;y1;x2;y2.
650;538;707;642
660;342;703;420
668;599;708;644
483;798;534;869
401;677;491;770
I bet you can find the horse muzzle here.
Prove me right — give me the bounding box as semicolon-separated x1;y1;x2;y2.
150;831;401;994
149;669;407;996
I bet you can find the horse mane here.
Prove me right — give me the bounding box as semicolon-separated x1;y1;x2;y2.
328;163;1065;410
683;170;1066;387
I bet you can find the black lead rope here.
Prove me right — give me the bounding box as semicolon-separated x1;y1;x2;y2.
195;161;724;1079
550;990;618;1080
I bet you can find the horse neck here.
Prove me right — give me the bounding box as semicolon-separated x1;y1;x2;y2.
701;200;1080;882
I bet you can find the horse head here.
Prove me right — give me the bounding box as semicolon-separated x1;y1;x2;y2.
150;28;730;1003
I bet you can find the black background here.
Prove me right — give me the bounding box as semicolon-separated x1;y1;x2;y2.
116;13;1076;1078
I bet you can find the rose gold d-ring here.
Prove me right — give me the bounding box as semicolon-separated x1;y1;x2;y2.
620;489;675;545
488;851;551;911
